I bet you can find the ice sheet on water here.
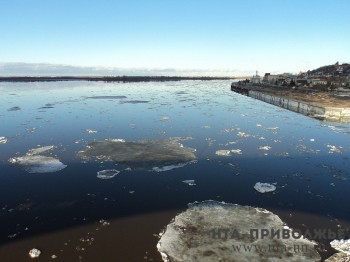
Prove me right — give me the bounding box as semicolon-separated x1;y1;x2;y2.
9;146;66;173
96;169;120;179
9;155;67;173
157;200;320;262
254;182;276;193
78;138;196;169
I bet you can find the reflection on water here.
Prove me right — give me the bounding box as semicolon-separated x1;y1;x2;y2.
0;80;350;261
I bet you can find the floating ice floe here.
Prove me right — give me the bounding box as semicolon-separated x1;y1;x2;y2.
254;182;276;193
182;180;196;186
237;132;250;138
110;138;126;142
215;149;242;156
78;138;196;170
330;239;350;255
327;145;342;154
0;136;7;144
27;145;55;155
231;149;242;155
157;200;320;262
86;129;98;134
160;116;170;122
258;146;271;151
215;150;231;156
9;146;66;173
29;248;41;258
97;169;120;179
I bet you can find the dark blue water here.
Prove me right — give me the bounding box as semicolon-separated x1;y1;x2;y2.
0;80;349;260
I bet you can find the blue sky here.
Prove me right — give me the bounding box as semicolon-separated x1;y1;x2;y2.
0;0;349;76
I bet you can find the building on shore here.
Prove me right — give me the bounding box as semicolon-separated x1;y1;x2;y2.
250;71;261;84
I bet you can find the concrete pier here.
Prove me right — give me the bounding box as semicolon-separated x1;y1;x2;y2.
248;90;350;123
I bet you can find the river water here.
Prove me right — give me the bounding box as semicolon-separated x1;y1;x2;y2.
0;80;349;261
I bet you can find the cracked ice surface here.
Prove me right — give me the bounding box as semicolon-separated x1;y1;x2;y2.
77;138;196;169
157;201;320;262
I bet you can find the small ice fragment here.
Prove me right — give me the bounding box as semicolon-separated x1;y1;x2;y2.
29;248;41;258
182;180;196;186
99;219;110;226
0;137;7;144
129;191;135;194
230;149;242;155
215;149;242;156
330;239;350;255
109;138;125;142
215;150;231;156
327;145;342;154
254;182;276;193
160;116;170;122
237;132;250;138
256;124;262;127
86;129;97;134
27;146;55;155
310;139;315;142
258;146;271;151
97;169;120;179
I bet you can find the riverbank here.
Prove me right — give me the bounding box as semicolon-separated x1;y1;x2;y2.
231;83;350;123
0;76;236;83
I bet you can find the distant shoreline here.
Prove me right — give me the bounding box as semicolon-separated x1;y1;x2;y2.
0;76;237;83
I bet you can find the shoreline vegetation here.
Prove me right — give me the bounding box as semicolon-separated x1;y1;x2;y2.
0;76;236;83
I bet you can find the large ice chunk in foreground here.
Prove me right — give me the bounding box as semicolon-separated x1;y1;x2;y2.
157;201;320;262
330;239;350;255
